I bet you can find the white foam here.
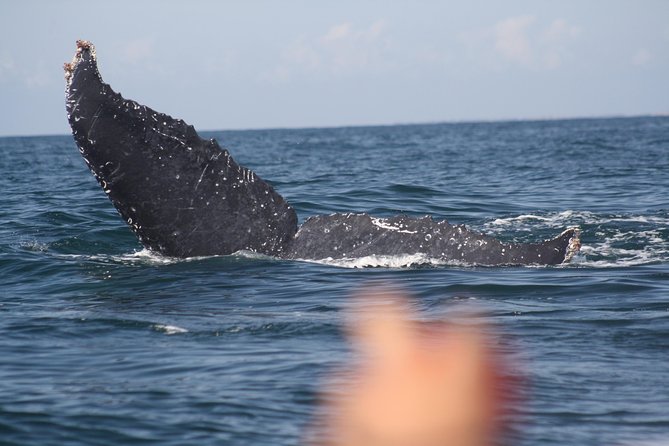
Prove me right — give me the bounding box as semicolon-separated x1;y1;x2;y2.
574;229;669;268
300;253;458;269
487;210;581;230
152;324;188;335
115;249;186;264
485;210;669;268
54;249;212;265
486;210;669;231
490;213;557;225
20;240;49;252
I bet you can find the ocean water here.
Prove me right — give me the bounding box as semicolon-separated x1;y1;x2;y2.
1;116;668;445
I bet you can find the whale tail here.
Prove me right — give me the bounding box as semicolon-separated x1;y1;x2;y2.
65;40;297;258
64;40;581;266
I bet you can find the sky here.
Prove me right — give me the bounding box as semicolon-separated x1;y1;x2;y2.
1;0;668;136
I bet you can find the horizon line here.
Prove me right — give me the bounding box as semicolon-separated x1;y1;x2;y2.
2;112;667;139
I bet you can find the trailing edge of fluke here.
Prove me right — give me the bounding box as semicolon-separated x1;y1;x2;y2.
64;40;581;266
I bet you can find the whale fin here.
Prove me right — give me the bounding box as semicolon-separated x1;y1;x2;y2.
65;40;297;257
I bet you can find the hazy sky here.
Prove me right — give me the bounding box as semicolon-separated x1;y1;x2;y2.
1;0;668;136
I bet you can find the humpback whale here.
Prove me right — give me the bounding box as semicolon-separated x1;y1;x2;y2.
64;40;580;266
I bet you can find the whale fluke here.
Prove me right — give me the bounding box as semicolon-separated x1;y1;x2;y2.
64;41;580;266
65;40;297;258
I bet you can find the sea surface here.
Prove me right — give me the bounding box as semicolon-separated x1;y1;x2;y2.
1;116;668;445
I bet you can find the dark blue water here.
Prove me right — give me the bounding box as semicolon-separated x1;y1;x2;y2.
1;117;668;445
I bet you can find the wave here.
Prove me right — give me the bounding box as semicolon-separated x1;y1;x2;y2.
44;248;279;269
487;210;669;228
484;210;669;268
19;210;669;269
152;324;189;335
50;249;193;265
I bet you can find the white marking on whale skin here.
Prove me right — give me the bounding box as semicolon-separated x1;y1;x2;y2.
69;95;84;114
152;127;187;147
194;163;211;192
370;217;418;234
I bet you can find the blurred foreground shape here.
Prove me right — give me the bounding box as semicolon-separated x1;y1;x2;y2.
313;288;516;446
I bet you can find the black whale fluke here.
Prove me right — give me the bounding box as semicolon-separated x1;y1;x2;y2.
64;40;581;266
65;40;297;258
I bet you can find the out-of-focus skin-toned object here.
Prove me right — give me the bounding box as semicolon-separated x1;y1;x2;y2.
314;288;515;446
